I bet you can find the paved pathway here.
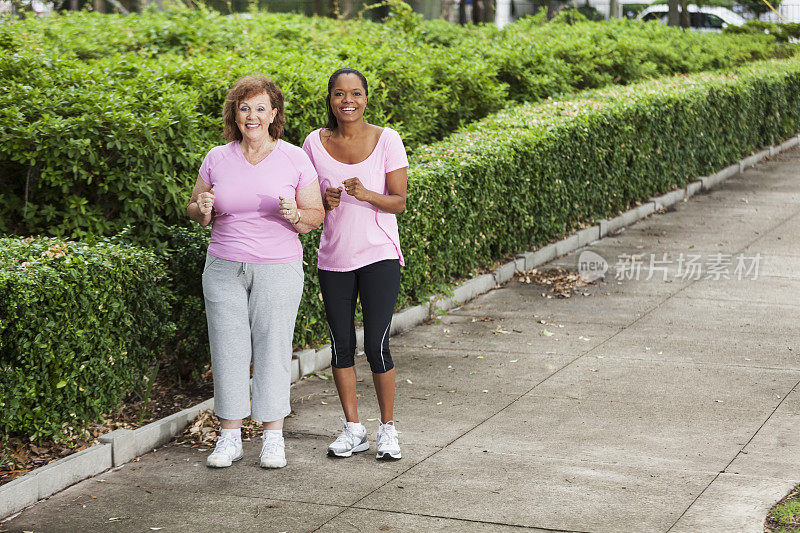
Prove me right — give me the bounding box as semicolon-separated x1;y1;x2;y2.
4;148;800;532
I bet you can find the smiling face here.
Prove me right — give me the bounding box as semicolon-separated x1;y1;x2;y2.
329;73;368;126
236;92;277;142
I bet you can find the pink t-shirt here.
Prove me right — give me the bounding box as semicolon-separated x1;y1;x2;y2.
199;140;318;264
302;127;408;272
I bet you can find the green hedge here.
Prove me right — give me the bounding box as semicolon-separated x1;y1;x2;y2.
0;237;174;441
399;57;800;300
725;20;800;43
4;56;800;442
1;10;791;243
169;55;800;360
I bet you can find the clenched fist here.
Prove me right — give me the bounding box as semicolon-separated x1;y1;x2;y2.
342;177;371;202
324;187;342;211
279;195;300;224
198;189;215;216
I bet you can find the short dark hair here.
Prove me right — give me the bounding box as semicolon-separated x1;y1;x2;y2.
222;74;286;142
325;68;369;132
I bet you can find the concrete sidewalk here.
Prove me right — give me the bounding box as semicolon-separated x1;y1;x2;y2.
5;148;800;532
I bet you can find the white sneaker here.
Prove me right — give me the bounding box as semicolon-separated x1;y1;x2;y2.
376;422;401;460
327;418;369;457
206;433;243;468
260;432;287;469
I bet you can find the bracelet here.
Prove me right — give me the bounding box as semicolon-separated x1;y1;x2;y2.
293;211;301;225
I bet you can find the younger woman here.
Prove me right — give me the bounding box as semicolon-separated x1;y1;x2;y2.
302;68;408;460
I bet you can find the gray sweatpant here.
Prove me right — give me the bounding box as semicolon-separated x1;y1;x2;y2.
202;254;304;422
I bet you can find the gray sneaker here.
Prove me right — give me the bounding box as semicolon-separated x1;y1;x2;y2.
327;418;369;457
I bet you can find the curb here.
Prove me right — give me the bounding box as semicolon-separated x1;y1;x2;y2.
3;135;797;521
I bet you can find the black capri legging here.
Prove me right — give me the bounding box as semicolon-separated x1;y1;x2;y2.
318;259;400;374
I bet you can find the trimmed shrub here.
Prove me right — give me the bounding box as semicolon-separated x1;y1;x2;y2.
4;56;799;441
725;20;800;43
166;56;800;360
0;237;174;441
399;57;800;300
1;10;790;245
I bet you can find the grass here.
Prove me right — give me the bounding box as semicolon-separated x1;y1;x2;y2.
767;485;800;533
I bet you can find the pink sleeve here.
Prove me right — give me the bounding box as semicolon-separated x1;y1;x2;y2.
198;148;215;185
301;134;315;166
295;149;318;190
384;129;409;173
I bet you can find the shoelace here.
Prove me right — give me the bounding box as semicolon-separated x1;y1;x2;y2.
213;434;239;455
333;419;360;447
261;434;283;456
377;425;398;448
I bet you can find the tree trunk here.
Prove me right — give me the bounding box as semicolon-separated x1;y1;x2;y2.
547;0;559;19
667;0;679;25
679;0;690;28
609;0;619;18
495;0;511;26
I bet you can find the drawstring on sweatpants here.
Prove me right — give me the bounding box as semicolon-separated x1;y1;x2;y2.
240;262;247;276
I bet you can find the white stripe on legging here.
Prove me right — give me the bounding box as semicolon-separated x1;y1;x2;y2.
379;322;391;372
329;326;338;366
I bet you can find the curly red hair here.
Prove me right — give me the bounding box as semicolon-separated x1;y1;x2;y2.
222;75;286;142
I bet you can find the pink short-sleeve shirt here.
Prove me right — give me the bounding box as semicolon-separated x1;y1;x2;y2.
199;140;318;264
302;127;408;272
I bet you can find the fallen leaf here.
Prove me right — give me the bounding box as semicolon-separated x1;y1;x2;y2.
541;329;554;337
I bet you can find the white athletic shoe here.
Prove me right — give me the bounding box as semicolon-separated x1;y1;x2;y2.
327;418;369;457
376;422;401;460
206;433;243;468
260;432;287;469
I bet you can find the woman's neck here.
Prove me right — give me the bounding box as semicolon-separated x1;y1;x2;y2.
335;120;368;140
240;135;276;154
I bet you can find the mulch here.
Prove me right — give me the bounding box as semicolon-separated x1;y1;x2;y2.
516;266;600;297
0;361;214;487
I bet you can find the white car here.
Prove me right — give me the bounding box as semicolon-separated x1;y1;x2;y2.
638;4;746;32
0;0;52;16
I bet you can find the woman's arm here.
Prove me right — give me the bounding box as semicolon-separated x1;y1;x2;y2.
282;179;324;234
342;167;407;215
187;175;214;227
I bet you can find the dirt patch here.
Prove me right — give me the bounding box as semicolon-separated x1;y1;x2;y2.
0;361;214;486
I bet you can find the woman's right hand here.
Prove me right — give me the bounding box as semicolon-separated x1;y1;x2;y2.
198;189;215;216
324;187;342;211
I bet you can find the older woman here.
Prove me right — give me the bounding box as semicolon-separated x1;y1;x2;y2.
302;68;408;461
188;75;324;469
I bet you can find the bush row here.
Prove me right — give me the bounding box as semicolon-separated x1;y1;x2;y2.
1;10;792;244
725;20;800;43
168;53;800;377
399;57;800;300
0;237;174;441
4;56;800;442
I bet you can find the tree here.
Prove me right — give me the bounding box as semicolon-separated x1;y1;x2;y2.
739;0;782;18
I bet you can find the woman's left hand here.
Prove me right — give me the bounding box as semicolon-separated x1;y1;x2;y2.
278;196;300;224
342;177;372;202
